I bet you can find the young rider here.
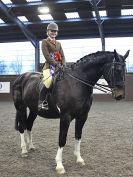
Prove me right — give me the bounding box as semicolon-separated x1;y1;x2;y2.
38;22;66;110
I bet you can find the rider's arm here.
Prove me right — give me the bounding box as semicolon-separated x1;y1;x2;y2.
41;39;58;66
60;44;66;66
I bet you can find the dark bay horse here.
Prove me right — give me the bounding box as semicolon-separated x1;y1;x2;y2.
12;50;129;174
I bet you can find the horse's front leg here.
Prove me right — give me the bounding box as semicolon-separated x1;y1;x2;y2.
74;113;88;165
74;139;85;165
27;130;35;150
55;114;71;174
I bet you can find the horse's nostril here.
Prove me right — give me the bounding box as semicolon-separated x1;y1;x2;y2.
116;95;122;100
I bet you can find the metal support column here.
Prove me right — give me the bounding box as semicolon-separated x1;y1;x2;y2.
35;41;40;71
90;0;105;51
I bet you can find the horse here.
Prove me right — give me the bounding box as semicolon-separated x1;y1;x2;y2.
12;50;129;174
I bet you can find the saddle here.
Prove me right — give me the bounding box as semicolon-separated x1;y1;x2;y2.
39;67;65;97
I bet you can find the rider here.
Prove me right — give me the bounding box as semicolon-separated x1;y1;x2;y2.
38;22;66;110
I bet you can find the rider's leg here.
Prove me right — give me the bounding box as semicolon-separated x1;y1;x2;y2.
38;69;52;110
38;85;49;110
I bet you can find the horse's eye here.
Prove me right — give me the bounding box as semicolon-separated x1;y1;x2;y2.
116;66;122;70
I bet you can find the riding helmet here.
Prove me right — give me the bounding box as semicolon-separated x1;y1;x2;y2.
47;22;58;31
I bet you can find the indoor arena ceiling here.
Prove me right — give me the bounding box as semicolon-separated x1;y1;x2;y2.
0;0;133;44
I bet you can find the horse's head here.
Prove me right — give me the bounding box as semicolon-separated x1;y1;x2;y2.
103;50;130;100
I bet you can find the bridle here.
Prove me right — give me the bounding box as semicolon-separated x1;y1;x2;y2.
102;59;126;89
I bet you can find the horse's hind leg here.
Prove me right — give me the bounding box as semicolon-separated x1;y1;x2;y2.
15;106;28;157
26;111;37;151
16;108;37;156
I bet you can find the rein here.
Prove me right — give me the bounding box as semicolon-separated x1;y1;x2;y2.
66;72;111;93
39;70;110;93
40;60;125;94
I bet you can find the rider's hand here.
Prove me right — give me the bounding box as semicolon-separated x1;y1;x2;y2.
57;63;64;70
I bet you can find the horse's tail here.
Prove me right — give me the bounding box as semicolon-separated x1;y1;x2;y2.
12;74;27;131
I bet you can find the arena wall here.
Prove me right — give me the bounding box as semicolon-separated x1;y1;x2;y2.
0;74;133;101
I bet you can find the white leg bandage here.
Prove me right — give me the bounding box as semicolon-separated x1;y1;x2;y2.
55;147;66;174
74;139;85;165
20;133;28;155
27;130;35;150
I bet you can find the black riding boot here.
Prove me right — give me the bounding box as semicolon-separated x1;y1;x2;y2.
38;86;49;111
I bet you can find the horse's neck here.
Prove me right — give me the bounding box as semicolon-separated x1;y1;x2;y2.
71;52;113;86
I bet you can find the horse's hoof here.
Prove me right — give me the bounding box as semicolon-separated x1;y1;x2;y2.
29;147;35;152
76;157;85;166
21;153;28;158
28;145;35;151
56;166;66;175
77;160;85;166
56;168;66;175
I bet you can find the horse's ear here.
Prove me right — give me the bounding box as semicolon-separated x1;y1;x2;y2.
114;49;119;61
124;50;130;60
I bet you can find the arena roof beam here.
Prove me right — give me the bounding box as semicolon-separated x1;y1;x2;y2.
0;0;38;48
5;0;82;8
90;0;105;51
0;15;132;28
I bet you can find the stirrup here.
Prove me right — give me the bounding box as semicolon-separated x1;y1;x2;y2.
41;100;49;110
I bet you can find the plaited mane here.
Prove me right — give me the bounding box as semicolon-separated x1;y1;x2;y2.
70;51;113;70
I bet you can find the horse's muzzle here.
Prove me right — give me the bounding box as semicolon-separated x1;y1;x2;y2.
112;87;125;100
